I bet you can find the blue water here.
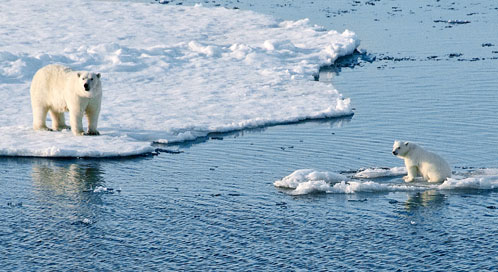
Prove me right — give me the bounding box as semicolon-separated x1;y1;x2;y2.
1;0;498;271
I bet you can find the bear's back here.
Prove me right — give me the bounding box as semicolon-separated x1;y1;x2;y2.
30;64;76;109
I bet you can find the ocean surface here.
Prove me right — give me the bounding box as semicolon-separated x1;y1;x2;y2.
1;0;497;271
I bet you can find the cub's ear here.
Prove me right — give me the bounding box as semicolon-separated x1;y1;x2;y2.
96;73;101;79
77;72;81;78
405;142;409;146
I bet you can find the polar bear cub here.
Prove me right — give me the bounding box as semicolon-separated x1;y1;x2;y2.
30;64;102;136
392;140;451;183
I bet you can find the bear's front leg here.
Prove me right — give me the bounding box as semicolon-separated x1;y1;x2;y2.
403;175;414;182
69;110;85;136
403;165;418;182
85;100;100;136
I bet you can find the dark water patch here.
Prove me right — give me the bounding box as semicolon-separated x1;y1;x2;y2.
318;50;375;78
348;198;368;202
153;147;184;154
6;202;23;208
434;19;471;25
367;53;498;68
448;53;463;58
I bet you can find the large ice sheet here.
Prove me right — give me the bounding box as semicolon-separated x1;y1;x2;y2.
0;0;358;157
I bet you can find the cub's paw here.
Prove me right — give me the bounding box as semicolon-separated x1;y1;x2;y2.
403;176;414;183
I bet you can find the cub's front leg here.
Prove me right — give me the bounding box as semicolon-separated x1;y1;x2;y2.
403;165;418;182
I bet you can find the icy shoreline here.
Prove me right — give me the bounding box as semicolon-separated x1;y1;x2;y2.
0;0;358;157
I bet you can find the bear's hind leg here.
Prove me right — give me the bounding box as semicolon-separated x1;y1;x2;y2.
427;173;444;183
32;106;50;131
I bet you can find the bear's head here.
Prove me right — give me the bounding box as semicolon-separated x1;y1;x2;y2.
392;140;411;157
76;71;102;98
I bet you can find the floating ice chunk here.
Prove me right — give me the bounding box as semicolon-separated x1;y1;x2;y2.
274;169;347;189
276;168;498;195
93;186;108;193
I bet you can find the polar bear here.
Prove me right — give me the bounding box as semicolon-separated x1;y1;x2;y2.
392;140;451;183
30;64;102;136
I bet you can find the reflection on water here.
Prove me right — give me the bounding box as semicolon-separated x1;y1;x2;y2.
29;160;107;224
404;190;447;210
31;161;104;197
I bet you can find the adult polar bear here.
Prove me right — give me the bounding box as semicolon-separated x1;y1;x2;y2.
392;140;451;183
30;64;102;136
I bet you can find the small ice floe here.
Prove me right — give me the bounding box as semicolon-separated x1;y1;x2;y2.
276;167;498;196
93;186;115;193
275;168;425;195
274;169;347;194
72;218;93;226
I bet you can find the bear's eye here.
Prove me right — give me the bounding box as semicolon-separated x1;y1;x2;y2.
397;147;400;150
91;78;93;81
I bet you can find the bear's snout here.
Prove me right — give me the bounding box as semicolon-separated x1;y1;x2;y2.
392;151;397;156
84;83;90;91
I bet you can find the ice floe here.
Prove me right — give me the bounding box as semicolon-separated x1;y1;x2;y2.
0;0;358;157
275;167;498;195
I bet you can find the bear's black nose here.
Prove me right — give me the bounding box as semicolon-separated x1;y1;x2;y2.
84;83;89;91
392;151;397;155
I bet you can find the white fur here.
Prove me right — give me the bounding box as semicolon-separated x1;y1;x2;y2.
30;64;102;136
392;140;451;183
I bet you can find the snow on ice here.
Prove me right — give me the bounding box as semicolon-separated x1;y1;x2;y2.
0;0;358;157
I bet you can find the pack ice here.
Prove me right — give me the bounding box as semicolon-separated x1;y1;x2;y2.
0;0;359;157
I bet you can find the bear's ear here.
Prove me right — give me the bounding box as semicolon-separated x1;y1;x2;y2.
405;142;409;146
77;72;81;78
96;73;101;79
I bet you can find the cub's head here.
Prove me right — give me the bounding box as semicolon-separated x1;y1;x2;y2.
392;140;411;157
77;71;102;97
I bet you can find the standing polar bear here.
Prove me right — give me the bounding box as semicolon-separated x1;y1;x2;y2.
30;64;102;136
392;140;451;183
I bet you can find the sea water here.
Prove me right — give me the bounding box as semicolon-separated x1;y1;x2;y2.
1;0;497;271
